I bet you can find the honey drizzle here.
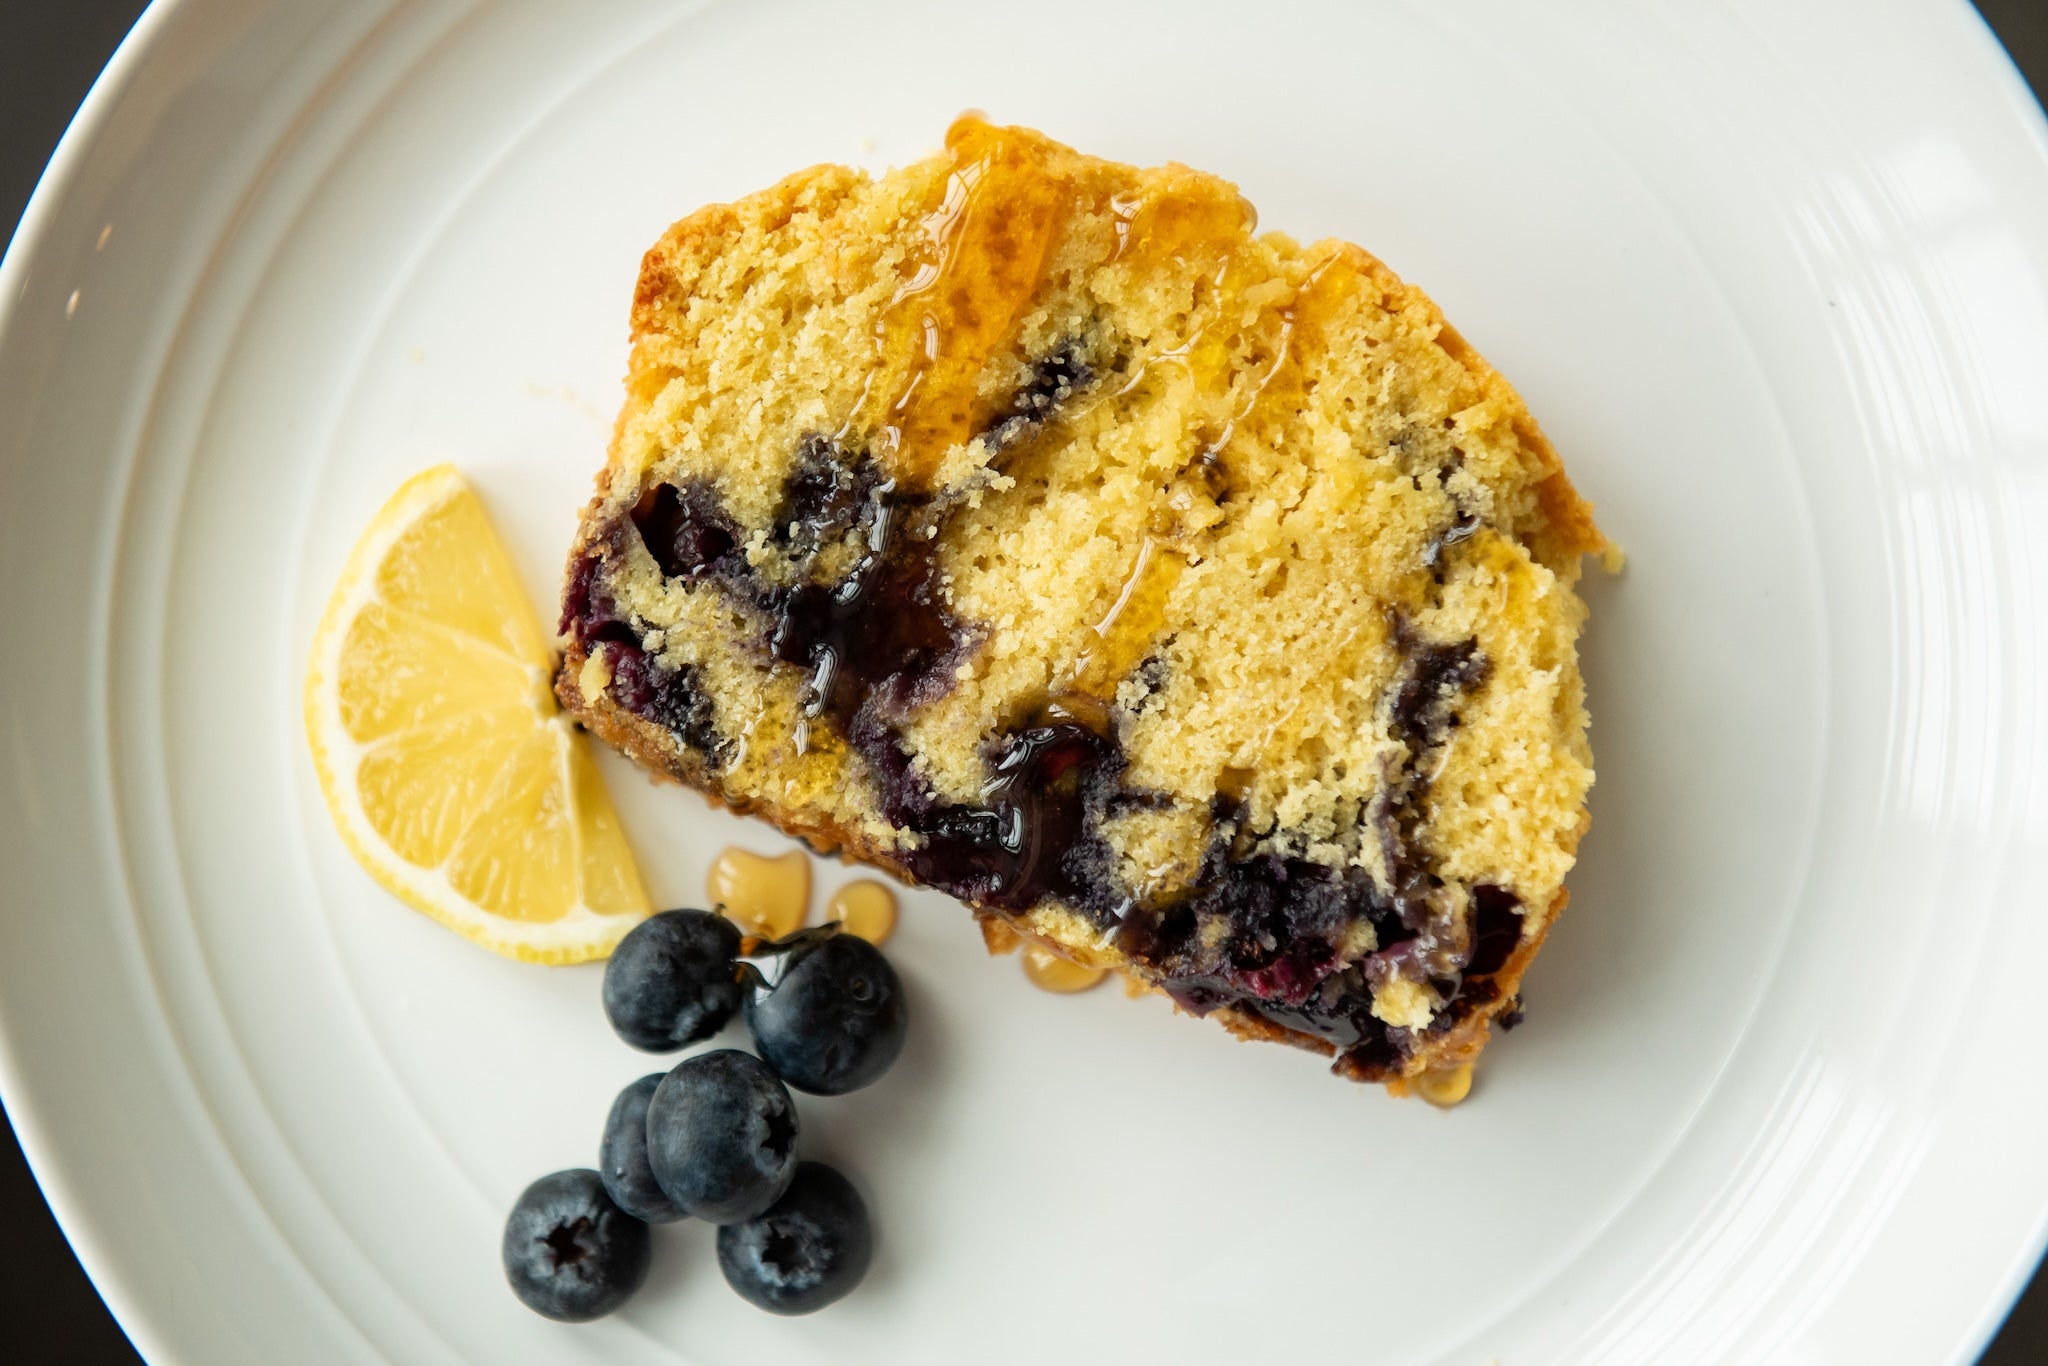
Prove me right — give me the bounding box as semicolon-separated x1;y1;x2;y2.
844;124;1368;720
1201;249;1356;466
1111;183;1258;273
858;123;1352;504
1059;535;1186;698
863;116;1071;488
1071;211;1360;698
1035;183;1267;696
1099;185;1261;403
1096;186;1356;494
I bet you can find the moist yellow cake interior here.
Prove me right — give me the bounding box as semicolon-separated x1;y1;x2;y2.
559;116;1605;1084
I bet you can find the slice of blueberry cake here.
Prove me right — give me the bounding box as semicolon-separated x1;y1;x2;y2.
558;117;1607;1090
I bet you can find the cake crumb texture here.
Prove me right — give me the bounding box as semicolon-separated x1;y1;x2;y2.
558;117;1605;1086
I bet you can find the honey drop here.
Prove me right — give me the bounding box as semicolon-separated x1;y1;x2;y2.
824;879;898;945
1022;942;1107;994
707;846;809;939
1414;1063;1474;1109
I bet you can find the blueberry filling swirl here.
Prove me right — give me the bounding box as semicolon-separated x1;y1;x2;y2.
563;342;1524;1080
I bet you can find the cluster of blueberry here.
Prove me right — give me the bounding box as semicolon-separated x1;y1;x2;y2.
502;909;908;1322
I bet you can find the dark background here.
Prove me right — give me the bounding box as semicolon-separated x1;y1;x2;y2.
3;2;2046;1361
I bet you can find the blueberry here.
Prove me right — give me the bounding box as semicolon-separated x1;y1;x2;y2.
599;1074;686;1223
603;909;744;1052
746;931;906;1095
717;1161;873;1315
501;1169;650;1322
646;1049;798;1223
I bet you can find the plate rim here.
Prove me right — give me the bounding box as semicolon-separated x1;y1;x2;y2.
3;1;2047;1362
0;4;211;1362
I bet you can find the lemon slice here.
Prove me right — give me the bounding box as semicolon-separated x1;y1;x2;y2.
305;465;650;962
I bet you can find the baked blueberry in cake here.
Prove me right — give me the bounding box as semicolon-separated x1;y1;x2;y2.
557;116;1607;1089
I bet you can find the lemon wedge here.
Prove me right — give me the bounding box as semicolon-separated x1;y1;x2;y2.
305;465;650;962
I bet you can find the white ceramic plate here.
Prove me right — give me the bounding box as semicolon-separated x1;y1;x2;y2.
4;1;2045;1361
